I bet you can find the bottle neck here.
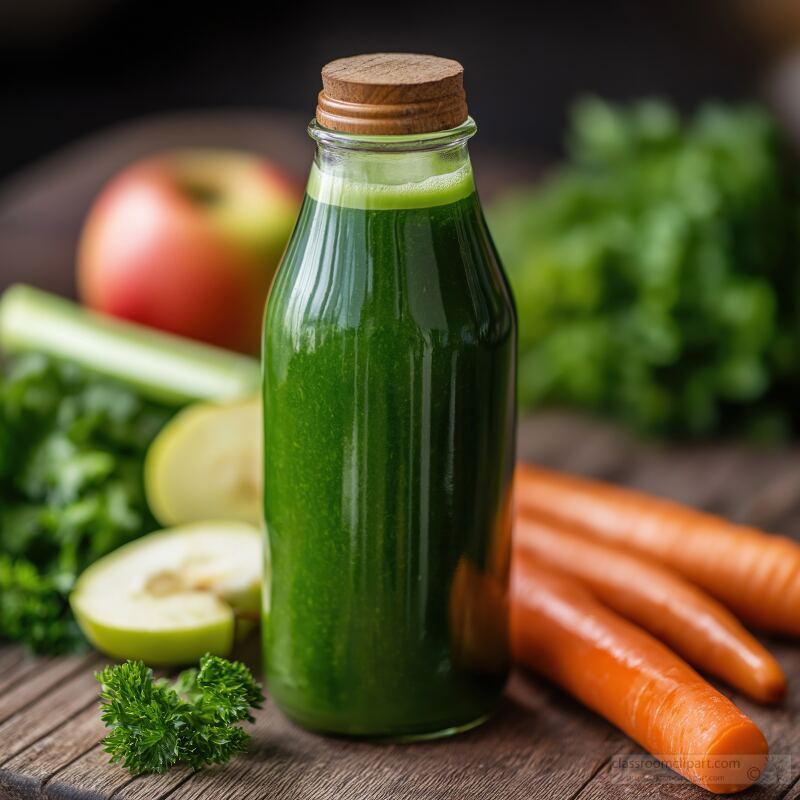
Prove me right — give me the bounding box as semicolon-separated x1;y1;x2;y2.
306;118;477;210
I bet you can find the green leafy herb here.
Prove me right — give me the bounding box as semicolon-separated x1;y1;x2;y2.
491;98;800;437
0;555;85;654
0;354;172;653
96;654;265;775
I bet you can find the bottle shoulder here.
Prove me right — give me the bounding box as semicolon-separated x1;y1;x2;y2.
264;194;515;350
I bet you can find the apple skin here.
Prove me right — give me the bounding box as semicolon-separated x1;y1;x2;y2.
70;522;263;666
78;150;301;354
74;603;235;666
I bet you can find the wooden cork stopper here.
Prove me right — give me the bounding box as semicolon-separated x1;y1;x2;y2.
317;53;468;135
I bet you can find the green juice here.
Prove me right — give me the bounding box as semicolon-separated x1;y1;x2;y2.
263;142;517;738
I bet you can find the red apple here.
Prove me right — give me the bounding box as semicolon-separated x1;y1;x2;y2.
78;150;301;354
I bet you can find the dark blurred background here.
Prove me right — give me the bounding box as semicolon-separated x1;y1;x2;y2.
1;0;795;180
5;0;800;305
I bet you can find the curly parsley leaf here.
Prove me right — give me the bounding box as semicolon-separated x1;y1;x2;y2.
97;655;264;775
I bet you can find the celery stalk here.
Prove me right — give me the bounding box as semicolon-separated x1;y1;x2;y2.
0;285;261;405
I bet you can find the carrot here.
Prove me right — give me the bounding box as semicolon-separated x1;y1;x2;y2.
516;462;800;635
514;515;787;703
511;555;769;794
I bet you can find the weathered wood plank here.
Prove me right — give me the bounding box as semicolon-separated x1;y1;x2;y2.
517;412;605;468
0;653;98;726
0;704;105;800
143;671;624;800
620;443;747;510
3;415;800;799
42;743;191;800
556;423;639;481
777;771;800;799
0;649;43;699
724;448;800;530
0;656;107;766
41;746;134;800
0;648;26;675
111;767;193;800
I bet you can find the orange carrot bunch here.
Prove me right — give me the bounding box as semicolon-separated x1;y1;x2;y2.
509;462;797;794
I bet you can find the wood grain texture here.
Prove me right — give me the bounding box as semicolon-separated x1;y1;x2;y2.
0;656;106;765
3;416;800;799
317;53;468;134
0;651;46;698
0;705;106;800
0;653;98;725
1;111;800;799
42;743;191;800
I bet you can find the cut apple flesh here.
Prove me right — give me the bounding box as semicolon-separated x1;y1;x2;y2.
145;398;262;527
71;522;262;665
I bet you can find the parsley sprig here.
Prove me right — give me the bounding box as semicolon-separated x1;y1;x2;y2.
491;99;800;437
96;654;264;775
0;355;171;654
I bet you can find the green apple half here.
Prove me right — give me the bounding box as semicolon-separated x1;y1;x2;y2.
71;522;262;665
145;398;262;527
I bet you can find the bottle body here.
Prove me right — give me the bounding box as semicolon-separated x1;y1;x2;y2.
263;123;516;737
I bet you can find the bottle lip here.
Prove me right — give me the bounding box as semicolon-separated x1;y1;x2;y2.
308;117;477;153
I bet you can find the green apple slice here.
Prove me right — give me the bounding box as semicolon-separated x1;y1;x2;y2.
145;398;262;527
71;522;262;665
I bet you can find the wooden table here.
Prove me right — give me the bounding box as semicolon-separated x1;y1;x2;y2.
2;112;800;799
2;413;800;800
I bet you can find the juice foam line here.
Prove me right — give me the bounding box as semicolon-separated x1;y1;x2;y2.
306;160;476;210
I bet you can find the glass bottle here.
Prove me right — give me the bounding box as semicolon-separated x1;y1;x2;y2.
262;54;517;739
